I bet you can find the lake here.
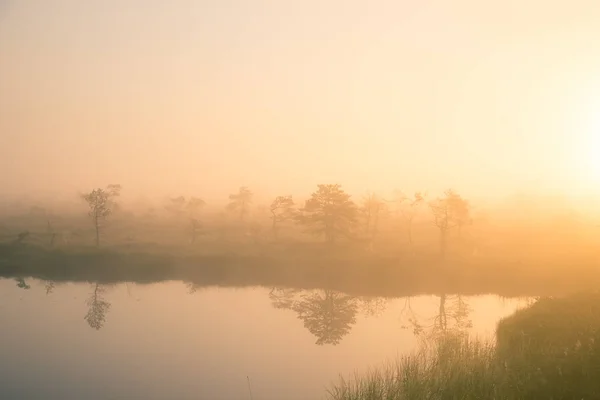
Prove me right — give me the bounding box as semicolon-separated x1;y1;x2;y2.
0;279;530;400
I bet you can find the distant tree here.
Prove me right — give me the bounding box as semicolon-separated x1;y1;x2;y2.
47;220;57;247
165;196;206;243
389;189;407;217
186;197;206;218
227;187;253;221
359;192;386;239
81;184;122;246
187;219;201;244
429;189;470;257
165;196;187;217
269;195;296;238
401;192;426;246
298;184;357;243
84;283;111;330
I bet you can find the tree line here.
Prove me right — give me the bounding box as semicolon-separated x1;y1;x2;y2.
81;183;470;256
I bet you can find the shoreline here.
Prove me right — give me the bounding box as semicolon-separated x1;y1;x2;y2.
2;243;599;297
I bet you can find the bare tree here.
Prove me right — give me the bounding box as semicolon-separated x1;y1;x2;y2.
298;184;357;244
269;195;296;239
81;184;122;246
227;187;253;221
429;189;470;258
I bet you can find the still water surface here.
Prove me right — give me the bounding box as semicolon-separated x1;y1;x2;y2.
0;279;529;400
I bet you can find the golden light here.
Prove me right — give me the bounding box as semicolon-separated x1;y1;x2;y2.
571;84;600;186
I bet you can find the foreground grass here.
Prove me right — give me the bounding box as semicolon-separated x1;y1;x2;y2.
329;292;600;400
329;336;501;400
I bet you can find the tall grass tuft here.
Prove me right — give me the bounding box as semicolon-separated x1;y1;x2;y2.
329;292;600;400
328;334;501;400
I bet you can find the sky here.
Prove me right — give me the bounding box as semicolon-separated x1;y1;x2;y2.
2;0;600;204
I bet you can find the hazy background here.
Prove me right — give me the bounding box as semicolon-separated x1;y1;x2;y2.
2;0;600;206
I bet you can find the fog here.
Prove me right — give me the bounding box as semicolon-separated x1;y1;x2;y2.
3;1;600;205
5;3;600;399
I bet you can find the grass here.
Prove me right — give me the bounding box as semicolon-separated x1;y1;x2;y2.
328;292;600;400
2;242;600;298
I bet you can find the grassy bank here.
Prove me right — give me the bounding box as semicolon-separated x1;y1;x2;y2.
2;243;600;298
329;292;600;400
1;243;600;298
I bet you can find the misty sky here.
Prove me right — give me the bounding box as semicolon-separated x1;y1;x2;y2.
2;1;600;203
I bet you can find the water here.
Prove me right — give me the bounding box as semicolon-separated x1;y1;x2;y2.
0;279;529;400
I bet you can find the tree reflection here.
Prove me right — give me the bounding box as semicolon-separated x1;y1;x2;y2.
293;290;358;345
269;288;360;345
268;287;301;309
401;294;472;340
14;277;30;290
356;296;389;318
84;283;111;330
44;280;55;295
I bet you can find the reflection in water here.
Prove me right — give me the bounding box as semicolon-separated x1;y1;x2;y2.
14;277;30;290
44;280;55;295
356;296;389;318
294;290;358;345
268;287;301;309
84;283;112;330
0;279;533;400
269;288;378;345
401;294;473;340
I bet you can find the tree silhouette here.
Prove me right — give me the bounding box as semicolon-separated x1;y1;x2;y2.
164;196;187;217
165;196;206;243
47;220;58;247
227;187;253;221
400;192;426;247
269;195;296;239
359;192;386;240
186;197;206;218
429;189;470;257
292;290;358;345
81;184;122;246
298;184;358;243
84;283;111;330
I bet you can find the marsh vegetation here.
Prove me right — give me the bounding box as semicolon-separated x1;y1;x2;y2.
329;292;600;400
